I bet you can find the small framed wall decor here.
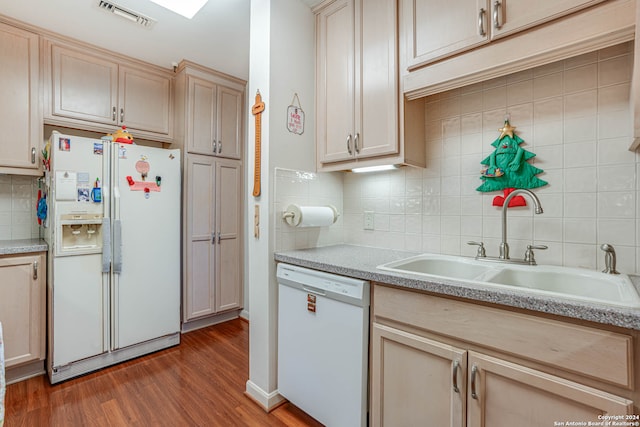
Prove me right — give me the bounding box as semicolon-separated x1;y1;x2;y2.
287;93;305;135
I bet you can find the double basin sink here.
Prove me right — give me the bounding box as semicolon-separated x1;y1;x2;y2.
378;254;640;308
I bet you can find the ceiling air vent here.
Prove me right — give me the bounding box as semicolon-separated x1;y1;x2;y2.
97;1;156;28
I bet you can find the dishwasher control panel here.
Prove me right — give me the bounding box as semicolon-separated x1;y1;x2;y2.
276;263;369;306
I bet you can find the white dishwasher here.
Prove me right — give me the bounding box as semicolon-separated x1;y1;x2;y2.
277;263;370;427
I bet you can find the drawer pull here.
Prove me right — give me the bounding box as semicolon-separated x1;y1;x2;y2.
452;359;460;393
33;260;38;280
493;1;502;29
471;364;478;399
478;8;486;36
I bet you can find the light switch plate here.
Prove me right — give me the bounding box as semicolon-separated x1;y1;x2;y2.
364;211;374;230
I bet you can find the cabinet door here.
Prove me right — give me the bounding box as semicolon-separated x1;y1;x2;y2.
491;0;606;39
184;155;216;321
371;323;466;427
215;159;242;312
51;45;118;125
217;86;242;160
187;76;217;155
356;0;399;160
119;65;172;136
0;254;45;367
467;352;633;427
402;0;489;70
0;23;41;173
316;0;356;165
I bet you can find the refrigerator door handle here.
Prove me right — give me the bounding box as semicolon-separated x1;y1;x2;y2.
102;218;112;273
113;219;123;274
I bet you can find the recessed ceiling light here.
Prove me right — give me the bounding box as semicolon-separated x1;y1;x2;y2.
149;0;208;19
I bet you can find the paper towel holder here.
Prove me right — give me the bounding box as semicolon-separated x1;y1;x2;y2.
282;204;339;227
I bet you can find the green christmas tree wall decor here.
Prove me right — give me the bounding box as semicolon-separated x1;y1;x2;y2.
477;119;547;207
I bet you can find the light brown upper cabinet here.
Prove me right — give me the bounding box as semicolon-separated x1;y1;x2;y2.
174;61;243;160
44;40;173;143
315;0;425;171
401;0;634;98
404;0;606;71
0;22;42;175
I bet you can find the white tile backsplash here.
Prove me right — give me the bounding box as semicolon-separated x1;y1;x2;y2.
0;175;41;240
274;168;344;252
273;43;640;274
333;44;640;273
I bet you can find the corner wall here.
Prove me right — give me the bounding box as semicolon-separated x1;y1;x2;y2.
245;0;316;410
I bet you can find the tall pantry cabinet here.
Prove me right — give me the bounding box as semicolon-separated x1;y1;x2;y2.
174;61;245;328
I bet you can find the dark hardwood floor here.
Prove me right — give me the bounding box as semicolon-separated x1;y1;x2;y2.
5;319;323;426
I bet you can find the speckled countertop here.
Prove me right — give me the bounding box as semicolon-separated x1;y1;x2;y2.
0;239;48;255
274;244;640;331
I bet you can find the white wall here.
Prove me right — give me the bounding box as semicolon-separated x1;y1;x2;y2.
245;0;316;410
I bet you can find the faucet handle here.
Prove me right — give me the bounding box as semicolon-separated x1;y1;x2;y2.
524;244;548;265
467;241;486;258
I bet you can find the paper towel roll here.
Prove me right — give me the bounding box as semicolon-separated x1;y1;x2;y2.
283;204;338;227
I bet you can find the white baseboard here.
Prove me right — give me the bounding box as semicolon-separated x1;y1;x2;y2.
240;309;250;321
245;380;286;412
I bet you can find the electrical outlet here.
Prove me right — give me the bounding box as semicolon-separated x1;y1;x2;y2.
364;211;374;230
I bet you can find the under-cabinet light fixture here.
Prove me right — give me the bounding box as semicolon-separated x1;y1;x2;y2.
350;165;399;173
148;0;208;19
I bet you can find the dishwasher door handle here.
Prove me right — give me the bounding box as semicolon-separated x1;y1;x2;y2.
302;285;326;297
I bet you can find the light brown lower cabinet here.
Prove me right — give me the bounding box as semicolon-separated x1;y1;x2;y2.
370;284;635;426
0;253;45;368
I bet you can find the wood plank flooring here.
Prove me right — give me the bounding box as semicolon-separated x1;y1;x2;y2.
5;319;323;426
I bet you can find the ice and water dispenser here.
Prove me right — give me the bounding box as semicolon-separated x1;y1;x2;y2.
57;213;104;256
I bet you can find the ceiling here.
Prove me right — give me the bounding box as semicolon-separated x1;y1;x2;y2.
0;0;258;79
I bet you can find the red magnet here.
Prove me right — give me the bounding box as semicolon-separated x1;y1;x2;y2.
126;176;135;186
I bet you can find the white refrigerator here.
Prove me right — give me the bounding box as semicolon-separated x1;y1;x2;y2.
44;131;181;384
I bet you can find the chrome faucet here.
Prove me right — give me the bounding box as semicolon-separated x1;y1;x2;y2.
499;189;544;260
600;244;620;274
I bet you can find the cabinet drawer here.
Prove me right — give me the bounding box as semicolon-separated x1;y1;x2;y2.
373;284;633;388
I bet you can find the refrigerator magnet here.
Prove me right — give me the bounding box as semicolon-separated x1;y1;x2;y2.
93;143;103;155
59;137;71;152
119;146;127;159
